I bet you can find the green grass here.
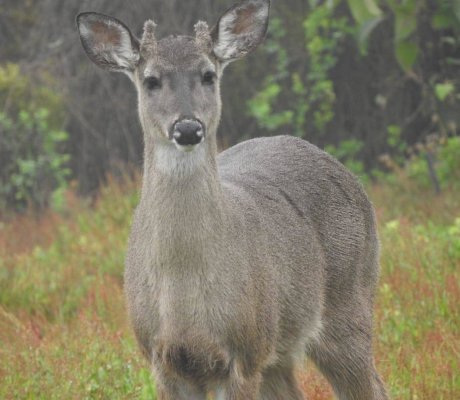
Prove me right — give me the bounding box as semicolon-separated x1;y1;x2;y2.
0;177;459;399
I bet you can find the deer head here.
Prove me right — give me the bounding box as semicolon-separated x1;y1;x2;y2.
77;0;270;154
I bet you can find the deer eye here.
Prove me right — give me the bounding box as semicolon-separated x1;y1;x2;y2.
144;76;162;90
202;71;215;86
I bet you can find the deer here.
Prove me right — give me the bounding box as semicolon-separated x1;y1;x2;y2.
76;1;388;399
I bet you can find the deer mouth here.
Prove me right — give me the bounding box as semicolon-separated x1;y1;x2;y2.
173;141;203;152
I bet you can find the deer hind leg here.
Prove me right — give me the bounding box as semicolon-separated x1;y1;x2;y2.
155;380;206;400
259;363;305;400
216;366;262;400
226;373;262;400
152;363;207;400
307;317;388;400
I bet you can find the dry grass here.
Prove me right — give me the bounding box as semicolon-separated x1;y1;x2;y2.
0;177;459;399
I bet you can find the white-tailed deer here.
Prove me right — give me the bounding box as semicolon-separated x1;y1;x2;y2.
77;1;388;398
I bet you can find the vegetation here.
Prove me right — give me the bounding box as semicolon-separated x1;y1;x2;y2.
1;0;460;205
1;165;459;399
248;0;460;176
0;0;459;398
0;63;69;212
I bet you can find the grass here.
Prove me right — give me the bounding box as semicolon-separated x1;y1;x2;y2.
0;175;459;399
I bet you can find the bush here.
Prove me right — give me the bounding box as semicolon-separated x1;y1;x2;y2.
324;138;366;180
0;109;70;211
247;5;352;138
0;63;69;211
406;136;460;191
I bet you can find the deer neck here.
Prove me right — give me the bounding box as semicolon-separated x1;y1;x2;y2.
139;134;226;269
142;132;220;189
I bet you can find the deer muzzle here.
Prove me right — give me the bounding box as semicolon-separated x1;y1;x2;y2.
171;119;205;150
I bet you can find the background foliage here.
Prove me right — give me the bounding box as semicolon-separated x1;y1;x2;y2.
1;0;460;210
1;1;459;398
0;63;69;211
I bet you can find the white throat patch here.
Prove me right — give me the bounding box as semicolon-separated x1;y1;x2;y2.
154;142;206;178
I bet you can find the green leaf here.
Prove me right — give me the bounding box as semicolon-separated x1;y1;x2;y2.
292;73;306;95
50;130;69;142
395;41;418;72
346;0;382;25
346;0;383;51
394;11;417;42
435;82;455;102
357;16;385;51
17;159;36;175
387;124;402;148
454;1;460;23
432;10;457;29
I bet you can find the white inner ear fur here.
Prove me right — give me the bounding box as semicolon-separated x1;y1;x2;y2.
213;2;269;62
80;19;139;74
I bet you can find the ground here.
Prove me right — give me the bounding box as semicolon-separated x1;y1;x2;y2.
0;176;459;399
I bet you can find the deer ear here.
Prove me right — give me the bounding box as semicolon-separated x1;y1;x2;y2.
211;0;270;65
76;12;140;76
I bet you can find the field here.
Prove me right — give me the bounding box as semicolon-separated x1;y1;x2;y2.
0;176;459;399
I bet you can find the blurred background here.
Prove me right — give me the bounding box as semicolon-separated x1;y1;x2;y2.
1;1;459;399
1;0;459;212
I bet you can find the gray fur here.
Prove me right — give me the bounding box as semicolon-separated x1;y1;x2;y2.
77;1;388;399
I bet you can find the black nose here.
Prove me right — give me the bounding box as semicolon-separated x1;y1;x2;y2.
172;119;204;146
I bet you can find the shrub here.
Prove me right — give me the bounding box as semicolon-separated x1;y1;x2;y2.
406;136;460;191
0;109;70;211
0;63;69;211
